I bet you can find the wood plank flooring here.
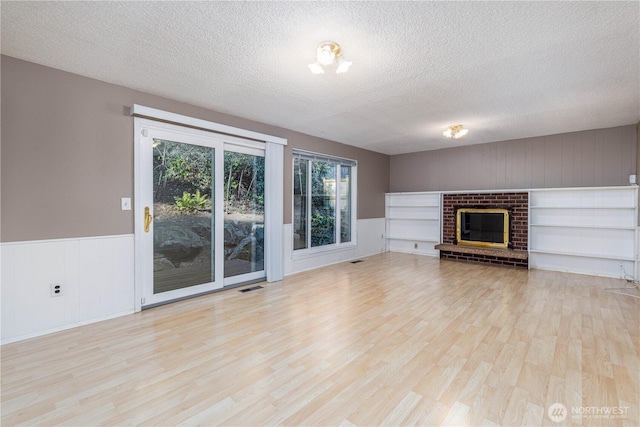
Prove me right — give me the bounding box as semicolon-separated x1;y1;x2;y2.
2;253;639;426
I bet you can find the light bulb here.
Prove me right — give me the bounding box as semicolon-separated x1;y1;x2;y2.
317;46;335;66
336;56;352;74
455;128;469;138
308;61;325;74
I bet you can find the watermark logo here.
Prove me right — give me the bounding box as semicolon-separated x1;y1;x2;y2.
548;403;630;422
571;406;629;420
548;403;567;422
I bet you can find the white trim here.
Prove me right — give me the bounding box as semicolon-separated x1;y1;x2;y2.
1;310;134;345
636;226;640;280
134;119;145;312
285;254;362;277
526;185;638;192
224;143;265;157
1;234;133;246
349;165;358;246
265;142;284;282
292;148;357;167
291;243;357;261
131;104;287;145
224;271;266;287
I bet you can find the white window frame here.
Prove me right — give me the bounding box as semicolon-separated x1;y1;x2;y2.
292;149;357;257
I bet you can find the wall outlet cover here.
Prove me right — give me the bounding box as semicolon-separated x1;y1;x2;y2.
51;283;63;297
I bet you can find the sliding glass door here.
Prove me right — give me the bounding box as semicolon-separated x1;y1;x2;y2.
135;120;267;307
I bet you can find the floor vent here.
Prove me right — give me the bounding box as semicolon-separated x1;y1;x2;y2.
350;260;364;264
239;285;264;293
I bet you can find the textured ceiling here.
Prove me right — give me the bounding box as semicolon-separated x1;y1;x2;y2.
2;1;639;155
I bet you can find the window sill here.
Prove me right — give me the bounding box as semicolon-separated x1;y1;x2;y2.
292;243;357;261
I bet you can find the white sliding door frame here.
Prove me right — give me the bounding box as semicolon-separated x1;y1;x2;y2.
132;106;286;312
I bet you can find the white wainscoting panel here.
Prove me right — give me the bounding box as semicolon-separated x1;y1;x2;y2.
1;235;135;344
356;218;386;258
284;218;385;276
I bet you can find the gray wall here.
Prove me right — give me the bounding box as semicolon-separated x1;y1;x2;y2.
390;126;637;192
1;56;390;243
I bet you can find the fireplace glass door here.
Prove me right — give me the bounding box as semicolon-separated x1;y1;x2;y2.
456;208;509;249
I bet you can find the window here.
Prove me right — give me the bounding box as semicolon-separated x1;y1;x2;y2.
293;150;356;251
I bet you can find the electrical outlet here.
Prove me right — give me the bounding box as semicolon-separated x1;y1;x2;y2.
51;283;63;297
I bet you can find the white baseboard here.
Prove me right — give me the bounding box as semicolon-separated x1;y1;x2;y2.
1;310;134;345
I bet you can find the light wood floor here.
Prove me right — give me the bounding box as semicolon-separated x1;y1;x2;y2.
2;253;639;426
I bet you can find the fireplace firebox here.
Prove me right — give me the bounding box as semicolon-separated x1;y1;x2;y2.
456;208;509;249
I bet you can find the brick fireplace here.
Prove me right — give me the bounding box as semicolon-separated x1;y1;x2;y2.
437;192;529;268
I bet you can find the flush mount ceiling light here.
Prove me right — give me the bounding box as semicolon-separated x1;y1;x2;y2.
308;41;352;74
443;124;469;139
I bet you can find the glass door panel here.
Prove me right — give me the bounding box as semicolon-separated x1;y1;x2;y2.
137;122;224;308
153;139;215;294
224;150;265;282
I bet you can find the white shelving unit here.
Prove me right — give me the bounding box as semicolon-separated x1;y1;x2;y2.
529;186;638;278
386;192;441;256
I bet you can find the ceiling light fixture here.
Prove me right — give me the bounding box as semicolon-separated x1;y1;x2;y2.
308;41;352;74
443;124;469;139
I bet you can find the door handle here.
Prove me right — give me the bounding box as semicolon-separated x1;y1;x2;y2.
144;206;153;233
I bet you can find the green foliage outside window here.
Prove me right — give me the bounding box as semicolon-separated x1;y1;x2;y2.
223;151;265;213
153;140;264;214
174;190;210;212
311;208;335;246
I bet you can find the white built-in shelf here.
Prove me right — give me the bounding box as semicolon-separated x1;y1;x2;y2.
389;236;441;242
386;192;441;257
530;224;636;231
529;186;638;277
528;249;636;262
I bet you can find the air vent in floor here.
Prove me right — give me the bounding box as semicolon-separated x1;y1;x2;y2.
239;285;264;293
